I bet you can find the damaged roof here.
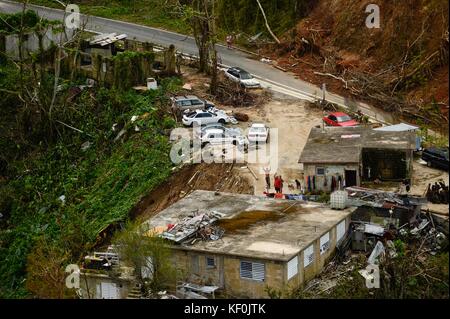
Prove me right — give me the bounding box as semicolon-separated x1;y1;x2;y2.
298;127;416;164
143;190;354;261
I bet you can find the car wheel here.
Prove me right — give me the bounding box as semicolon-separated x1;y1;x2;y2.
218;119;226;124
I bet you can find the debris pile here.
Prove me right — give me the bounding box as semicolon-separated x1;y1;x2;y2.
213;78;269;108
346;186;427;209
160;210;226;243
425;181;449;204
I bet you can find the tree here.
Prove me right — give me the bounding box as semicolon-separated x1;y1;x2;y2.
255;0;280;44
25;238;75;299
187;0;219;94
112;220;177;297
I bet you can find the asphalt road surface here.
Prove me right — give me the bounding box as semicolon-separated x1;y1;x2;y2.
0;0;395;124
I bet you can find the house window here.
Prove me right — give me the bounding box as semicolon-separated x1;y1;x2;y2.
240;261;265;282
287;256;298;280
320;232;330;255
336;220;346;243
303;244;314;267
206;256;216;268
316;167;326;176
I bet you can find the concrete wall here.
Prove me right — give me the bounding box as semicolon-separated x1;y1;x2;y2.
79;273;133;299
303;164;360;192
3;28;74;61
171;216;351;298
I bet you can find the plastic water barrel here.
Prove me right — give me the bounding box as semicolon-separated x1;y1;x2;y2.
330;191;348;209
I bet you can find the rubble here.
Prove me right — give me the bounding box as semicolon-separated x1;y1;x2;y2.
159;210;226;243
425;181;449;204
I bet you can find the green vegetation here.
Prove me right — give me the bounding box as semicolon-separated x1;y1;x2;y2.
112;221;177;296
0;52;181;297
30;0;190;34
29;0;313;42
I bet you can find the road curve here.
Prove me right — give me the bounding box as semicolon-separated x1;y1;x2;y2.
0;0;395;124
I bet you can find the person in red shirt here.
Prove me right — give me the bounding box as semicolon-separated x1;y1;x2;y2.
274;175;281;193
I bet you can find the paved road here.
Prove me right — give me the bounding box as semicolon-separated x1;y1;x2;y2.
0;0;395;124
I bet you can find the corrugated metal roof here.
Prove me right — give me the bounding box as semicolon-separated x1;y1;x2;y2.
298;127;416;164
374;123;419;132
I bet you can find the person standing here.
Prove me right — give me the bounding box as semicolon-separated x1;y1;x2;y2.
274;175;281;193
226;34;233;49
279;175;285;194
263;167;271;190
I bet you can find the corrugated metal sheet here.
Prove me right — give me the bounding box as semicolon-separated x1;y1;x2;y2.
287;256;298;280
240;261;265;282
304;244;314;267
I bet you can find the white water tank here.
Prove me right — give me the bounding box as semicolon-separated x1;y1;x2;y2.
330;191;348;210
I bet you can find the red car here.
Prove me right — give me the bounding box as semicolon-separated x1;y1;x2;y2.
323;112;359;127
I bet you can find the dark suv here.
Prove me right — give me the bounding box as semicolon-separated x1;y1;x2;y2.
421;147;449;171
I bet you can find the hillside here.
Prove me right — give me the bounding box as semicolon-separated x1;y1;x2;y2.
267;0;449;132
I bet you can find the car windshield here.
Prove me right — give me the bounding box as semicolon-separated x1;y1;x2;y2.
186;111;197;117
239;72;252;80
337;115;352;122
251;127;266;133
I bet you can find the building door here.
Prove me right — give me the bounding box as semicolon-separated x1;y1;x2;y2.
100;282;119;299
345;170;357;187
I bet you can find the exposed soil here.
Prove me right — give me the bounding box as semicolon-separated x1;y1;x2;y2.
260;0;449;132
130;163;254;221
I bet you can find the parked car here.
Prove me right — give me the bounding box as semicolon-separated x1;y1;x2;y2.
247;123;270;143
421;147;449;171
171;95;215;111
224;67;261;88
182;110;231;127
200;128;248;151
194;123;241;139
323;112;359;127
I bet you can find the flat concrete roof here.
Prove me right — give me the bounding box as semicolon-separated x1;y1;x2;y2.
144;190;354;262
298;127;416;164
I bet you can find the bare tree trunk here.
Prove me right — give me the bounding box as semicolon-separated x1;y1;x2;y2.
255;0;281;44
206;0;218;94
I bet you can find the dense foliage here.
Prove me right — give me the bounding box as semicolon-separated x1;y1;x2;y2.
0;55;180;297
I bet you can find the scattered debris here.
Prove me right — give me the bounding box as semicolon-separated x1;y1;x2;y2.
425;181;449;204
80;141;91;151
58;195;66;205
233;112;249;122
159;210;226;243
182;83;193;91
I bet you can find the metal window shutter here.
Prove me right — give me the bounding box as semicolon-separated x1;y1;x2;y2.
206;257;215;267
251;262;265;282
240;261;253;279
240;261;265;282
287;256;298;280
304;244;314;267
320;232;330;255
337;220;346;243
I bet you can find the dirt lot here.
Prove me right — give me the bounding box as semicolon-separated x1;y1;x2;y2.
135;66;448;220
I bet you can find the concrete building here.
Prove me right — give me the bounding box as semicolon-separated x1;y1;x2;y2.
144;190;355;298
298;127;416;192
